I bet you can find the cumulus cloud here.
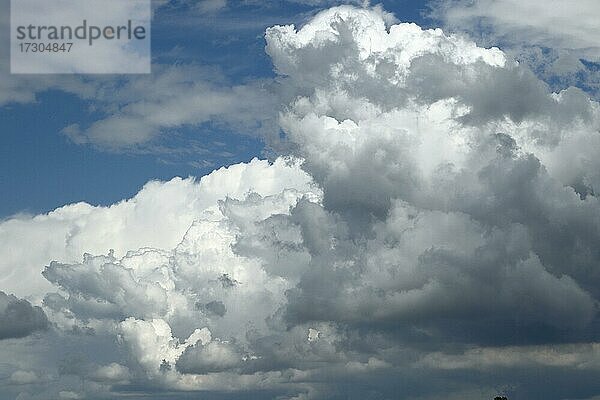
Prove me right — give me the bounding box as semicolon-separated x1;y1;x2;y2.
0;158;314;300
3;4;600;400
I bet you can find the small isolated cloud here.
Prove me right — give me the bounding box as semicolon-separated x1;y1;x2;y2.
90;363;131;383
10;370;39;385
58;391;84;400
0;291;48;340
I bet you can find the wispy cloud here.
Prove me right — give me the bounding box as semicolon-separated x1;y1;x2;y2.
430;0;600;97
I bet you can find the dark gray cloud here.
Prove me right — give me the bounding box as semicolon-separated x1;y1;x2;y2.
0;291;48;340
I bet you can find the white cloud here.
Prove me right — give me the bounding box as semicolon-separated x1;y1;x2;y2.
90;363;131;383
0;158;314;300
10;370;39;385
431;0;600;96
61;65;278;149
0;0;276;150
433;0;600;59
119;318;210;377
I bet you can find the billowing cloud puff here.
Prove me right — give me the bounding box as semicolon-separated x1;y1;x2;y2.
0;157;314;301
264;6;599;335
2;5;600;400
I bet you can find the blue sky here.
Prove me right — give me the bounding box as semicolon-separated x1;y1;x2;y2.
0;0;434;217
2;0;599;217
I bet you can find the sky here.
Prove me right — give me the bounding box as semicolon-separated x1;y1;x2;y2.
1;0;600;399
0;0;430;218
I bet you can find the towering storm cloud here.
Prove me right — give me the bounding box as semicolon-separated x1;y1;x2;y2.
1;5;600;400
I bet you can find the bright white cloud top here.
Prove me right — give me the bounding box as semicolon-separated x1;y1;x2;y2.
1;5;600;400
